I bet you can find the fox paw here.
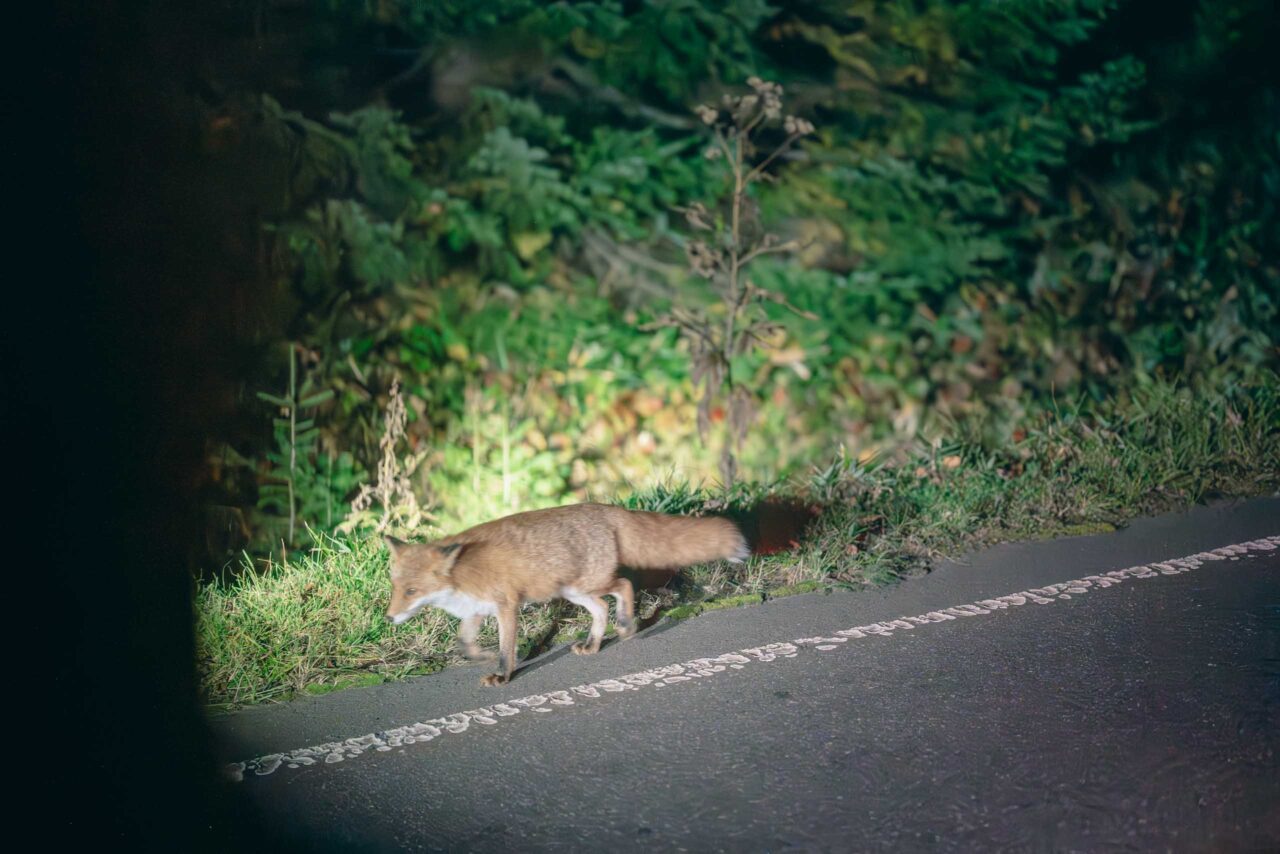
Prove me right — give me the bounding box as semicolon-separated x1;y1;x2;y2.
571;640;600;655
463;648;497;663
615;619;636;639
480;673;508;687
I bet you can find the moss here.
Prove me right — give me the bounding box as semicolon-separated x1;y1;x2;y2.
766;580;829;599
663;592;768;621
1056;522;1118;537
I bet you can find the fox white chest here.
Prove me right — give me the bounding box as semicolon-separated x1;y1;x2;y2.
420;588;498;619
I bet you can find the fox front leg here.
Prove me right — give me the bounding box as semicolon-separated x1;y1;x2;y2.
457;614;495;663
481;604;518;687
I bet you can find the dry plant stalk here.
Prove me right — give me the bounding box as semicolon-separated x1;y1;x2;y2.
647;77;816;485
340;379;429;535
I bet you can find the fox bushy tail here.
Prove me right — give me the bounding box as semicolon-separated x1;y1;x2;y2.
609;508;749;569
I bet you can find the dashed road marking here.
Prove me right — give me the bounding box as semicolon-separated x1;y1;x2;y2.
226;535;1279;781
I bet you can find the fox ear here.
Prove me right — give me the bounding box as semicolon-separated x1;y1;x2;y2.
383;535;408;555
435;542;462;575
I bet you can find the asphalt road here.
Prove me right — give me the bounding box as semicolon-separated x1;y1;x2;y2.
213;498;1279;851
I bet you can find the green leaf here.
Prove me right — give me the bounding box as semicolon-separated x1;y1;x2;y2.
257;392;292;408
300;390;335;408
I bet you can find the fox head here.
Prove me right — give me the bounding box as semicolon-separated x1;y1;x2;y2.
384;537;463;625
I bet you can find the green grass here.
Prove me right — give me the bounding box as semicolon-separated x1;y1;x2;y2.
197;375;1280;710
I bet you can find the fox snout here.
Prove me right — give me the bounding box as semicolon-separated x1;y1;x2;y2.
385;604;416;625
386;589;435;625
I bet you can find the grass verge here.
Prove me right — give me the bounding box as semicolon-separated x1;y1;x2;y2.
197;375;1279;710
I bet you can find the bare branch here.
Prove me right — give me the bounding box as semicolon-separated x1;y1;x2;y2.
745;132;805;185
549;59;697;130
712;130;736;175
754;286;819;321
740;238;803;267
641;311;719;350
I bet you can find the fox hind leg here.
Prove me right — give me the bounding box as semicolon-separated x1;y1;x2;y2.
564;589;608;655
608;577;636;639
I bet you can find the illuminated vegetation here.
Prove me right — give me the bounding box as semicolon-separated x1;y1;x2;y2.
199;377;1279;708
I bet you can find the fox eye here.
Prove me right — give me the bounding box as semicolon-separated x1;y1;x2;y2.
406;588;417;595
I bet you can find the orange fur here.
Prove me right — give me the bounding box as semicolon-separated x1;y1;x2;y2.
384;503;748;685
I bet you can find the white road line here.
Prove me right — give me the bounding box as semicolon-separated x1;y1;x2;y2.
225;535;1280;782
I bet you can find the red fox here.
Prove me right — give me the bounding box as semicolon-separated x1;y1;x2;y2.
384;503;749;686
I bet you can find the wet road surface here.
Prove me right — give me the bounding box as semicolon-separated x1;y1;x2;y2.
214;499;1279;851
